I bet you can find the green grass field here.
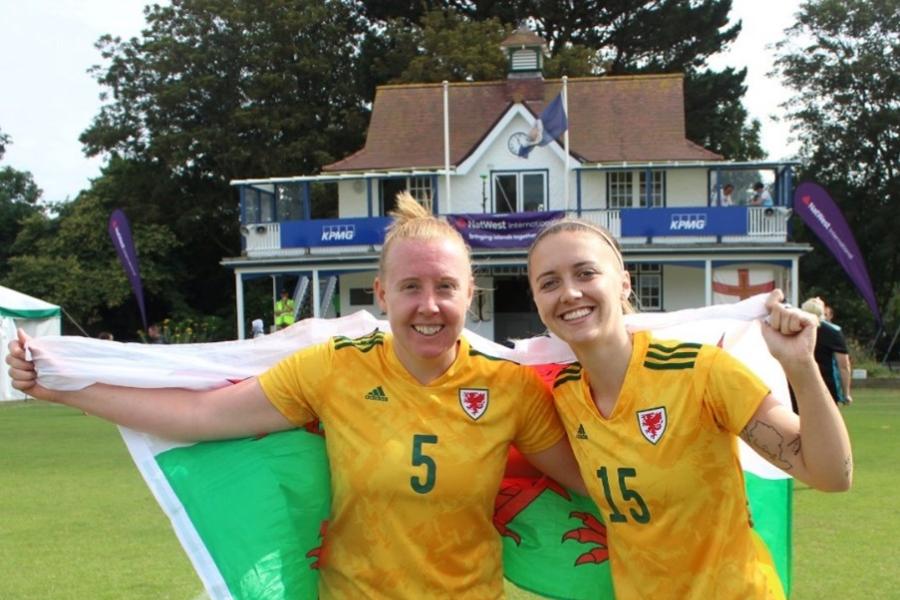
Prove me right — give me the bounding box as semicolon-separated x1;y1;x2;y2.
1;390;897;599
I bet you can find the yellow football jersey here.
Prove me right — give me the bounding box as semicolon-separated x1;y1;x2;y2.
258;330;565;599
553;330;784;599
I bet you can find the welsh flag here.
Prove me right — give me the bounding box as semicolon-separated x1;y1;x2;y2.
28;295;790;599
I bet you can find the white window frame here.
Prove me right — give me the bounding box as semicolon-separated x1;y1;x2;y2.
492;171;547;213
639;171;665;207
408;176;433;211
626;262;662;311
608;171;633;208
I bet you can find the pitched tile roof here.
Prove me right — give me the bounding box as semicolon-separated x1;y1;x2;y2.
322;73;721;173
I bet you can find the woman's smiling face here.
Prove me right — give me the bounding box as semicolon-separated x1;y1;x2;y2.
528;230;630;348
374;236;473;379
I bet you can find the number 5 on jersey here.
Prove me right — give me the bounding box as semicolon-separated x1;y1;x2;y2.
411;434;438;494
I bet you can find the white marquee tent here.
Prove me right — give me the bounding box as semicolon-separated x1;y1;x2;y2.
1;285;61;401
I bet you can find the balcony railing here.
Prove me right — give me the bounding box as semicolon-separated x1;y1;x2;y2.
240;206;792;256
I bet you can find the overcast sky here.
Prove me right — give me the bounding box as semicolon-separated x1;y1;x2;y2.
0;0;802;204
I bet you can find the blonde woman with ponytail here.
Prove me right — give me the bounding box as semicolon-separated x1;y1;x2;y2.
7;192;585;599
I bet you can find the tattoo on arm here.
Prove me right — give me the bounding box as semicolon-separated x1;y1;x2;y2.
843;455;853;480
740;420;796;471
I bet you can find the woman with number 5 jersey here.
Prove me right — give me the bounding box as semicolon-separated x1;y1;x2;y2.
526;218;852;600
6;192;585;600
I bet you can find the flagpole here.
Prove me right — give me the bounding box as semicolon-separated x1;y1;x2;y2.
443;80;451;213
562;76;570;212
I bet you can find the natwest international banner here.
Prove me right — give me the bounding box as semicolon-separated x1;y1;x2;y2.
793;182;881;324
448;211;564;248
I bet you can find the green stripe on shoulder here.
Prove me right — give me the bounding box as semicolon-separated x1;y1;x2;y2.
334;329;384;352
643;360;695;370
648;341;702;353
644;341;701;369
468;347;521;365
553;363;582;388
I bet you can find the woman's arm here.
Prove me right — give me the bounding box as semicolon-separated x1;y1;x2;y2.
6;329;294;441
524;438;588;496
740;292;853;491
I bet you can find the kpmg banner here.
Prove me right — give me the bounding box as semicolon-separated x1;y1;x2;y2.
449;211;565;248
108;209;148;330
280;217;393;247
621;207;748;237
794;182;881;324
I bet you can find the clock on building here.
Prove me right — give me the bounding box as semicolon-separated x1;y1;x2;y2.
507;132;531;156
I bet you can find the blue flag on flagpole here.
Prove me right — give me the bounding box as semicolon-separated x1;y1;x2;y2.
519;93;568;158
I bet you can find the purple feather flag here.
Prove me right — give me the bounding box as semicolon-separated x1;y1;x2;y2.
108;209;148;330
793;182;881;324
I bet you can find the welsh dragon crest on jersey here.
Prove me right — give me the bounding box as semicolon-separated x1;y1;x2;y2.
459;388;489;420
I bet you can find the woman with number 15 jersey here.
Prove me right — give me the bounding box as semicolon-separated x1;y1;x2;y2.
527;218;852;599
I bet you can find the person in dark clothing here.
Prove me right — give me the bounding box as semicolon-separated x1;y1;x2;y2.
800;297;852;406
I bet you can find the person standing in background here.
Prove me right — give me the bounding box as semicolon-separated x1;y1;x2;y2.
274;289;296;330
801;297;852;405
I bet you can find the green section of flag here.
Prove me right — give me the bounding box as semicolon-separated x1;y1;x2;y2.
745;472;792;594
501;481;614;599
156;430;331;599
155;434;790;600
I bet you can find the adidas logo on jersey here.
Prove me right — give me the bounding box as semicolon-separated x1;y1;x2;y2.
365;386;388;401
576;424;588;440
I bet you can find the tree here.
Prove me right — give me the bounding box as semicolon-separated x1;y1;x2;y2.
0;127;43;278
392;10;510;83
4;190;180;336
774;0;900;344
359;0;763;159
79;0;371;320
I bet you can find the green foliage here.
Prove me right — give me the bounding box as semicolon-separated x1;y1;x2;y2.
72;1;375;331
362;0;762;159
5;1;766;336
82;0;368;177
393;10;510;83
0;168;43;278
683;68;765;160
774;0;900;346
0;128;44;278
138;314;229;343
2;192;180;332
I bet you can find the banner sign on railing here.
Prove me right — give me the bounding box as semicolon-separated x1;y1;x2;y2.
280;217;393;247
448;211;565;248
621;207;748;237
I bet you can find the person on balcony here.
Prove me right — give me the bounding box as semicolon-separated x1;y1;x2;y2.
713;182;735;206
750;182;774;207
274;288;296;330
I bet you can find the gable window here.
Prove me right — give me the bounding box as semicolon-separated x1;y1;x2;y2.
493;171;547;213
379;176;433;214
626;263;662;311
